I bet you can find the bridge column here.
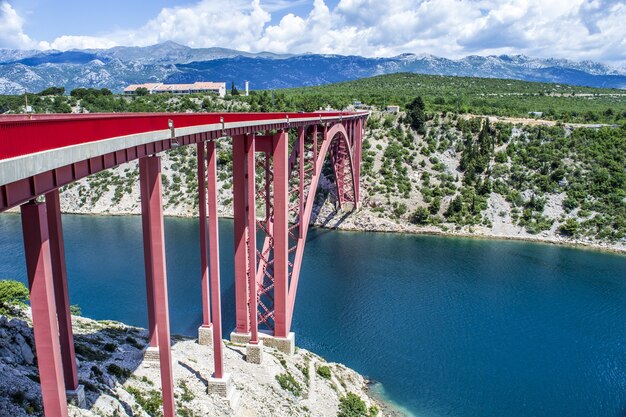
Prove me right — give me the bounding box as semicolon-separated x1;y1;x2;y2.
45;190;85;407
197;142;213;345
139;158;158;356
232;135;250;336
21;201;68;417
298;127;305;239
206;140;235;400
354;118;363;205
273;130;289;339
313;125;318;175
139;156;176;417
245;134;263;363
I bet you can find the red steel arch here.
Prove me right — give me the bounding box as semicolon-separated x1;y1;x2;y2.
231;120;365;343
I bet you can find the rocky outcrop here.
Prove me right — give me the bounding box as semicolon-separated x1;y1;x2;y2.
0;310;384;417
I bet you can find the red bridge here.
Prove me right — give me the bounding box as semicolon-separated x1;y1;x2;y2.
0;111;368;417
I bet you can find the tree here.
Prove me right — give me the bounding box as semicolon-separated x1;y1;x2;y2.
446;195;463;217
558;218;580;237
52;96;71;113
231;81;240;96
410;207;430;225
429;196;441;214
337;393;367;417
38;86;65;96
135;87;149;96
406;96;426;134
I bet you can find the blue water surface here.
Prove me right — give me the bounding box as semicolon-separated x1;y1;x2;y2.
1;213;625;417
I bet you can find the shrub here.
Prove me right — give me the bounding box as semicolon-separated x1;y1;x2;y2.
0;280;29;315
317;365;332;379
107;364;131;379
179;380;195;402
337;392;372;417
410;207;430;225
75;343;110;361
558;218;580;237
275;373;302;396
126;386;162;417
104;343;117;352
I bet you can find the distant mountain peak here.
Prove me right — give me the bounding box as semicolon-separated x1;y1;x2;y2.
0;43;624;94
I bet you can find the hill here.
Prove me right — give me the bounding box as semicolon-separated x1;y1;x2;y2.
277;73;626;124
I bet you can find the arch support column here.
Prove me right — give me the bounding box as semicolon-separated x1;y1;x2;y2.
139;156;176;417
232;134;250;335
45;189;84;407
21;201;68;417
197;142;213;345
273;130;289;339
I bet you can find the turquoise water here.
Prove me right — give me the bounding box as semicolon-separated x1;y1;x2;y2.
1;213;626;416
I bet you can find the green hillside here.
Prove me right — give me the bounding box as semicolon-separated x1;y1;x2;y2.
278;73;626;124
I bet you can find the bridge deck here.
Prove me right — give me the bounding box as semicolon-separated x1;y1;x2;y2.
0;111;366;212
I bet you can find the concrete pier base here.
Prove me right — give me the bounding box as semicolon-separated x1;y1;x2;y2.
230;330;295;355
143;346;160;367
229;331;250;344
66;385;86;408
207;372;233;397
207;372;240;410
198;325;213;346
246;340;264;364
341;202;355;212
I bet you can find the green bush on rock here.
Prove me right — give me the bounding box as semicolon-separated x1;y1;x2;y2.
0;280;29;315
338;392;378;417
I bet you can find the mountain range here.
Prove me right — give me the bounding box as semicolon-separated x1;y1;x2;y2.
0;41;625;95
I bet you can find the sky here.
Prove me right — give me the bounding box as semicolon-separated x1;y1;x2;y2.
1;0;625;67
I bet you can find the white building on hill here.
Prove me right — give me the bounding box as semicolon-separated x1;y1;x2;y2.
124;82;226;97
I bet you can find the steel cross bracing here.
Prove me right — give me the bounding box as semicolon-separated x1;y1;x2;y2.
232;119;364;340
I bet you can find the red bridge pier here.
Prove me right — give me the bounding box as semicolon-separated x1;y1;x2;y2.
21;201;70;417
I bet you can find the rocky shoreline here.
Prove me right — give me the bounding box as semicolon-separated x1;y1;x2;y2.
0;308;387;417
17;202;620;255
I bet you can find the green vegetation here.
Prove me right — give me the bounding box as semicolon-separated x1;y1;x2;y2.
280;73;626;124
337;392;378;417
74;342;111;361
406;96;426;134
126;386;163;417
3;73;625;124
275;372;302;397
125;335;143;350
362;105;626;242
11;390;41;414
178;380;195;402
103;342;117;352
0;280;29;316
317;365;332;379
107;363;131;379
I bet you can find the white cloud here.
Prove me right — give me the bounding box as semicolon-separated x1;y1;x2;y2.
0;1;36;49
2;0;626;67
38;36;118;51
121;0;271;51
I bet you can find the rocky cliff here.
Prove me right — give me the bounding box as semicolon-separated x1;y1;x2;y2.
0;308;383;417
